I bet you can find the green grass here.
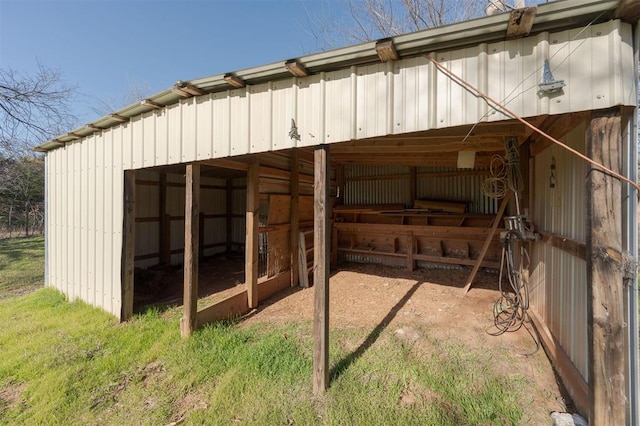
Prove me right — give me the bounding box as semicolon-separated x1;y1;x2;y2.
0;237;44;297
0;237;531;425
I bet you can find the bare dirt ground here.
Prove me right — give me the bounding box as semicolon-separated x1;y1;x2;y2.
244;263;570;425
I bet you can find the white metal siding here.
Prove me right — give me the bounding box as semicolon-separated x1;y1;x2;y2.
44;20;635;319
529;122;588;382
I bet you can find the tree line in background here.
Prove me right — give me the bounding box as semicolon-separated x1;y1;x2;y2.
0;64;75;238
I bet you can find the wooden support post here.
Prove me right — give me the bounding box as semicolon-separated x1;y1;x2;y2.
406;231;414;271
463;192;510;294
181;163;200;338
159;172;170;265
290;150;300;287
226;178;233;253
121;170;136;321
246;161;259;309
586;108;626;426
313;145;330;394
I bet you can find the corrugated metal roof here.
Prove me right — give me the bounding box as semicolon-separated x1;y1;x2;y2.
36;0;621;152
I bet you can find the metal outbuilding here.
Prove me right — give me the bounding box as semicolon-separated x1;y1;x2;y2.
37;1;640;424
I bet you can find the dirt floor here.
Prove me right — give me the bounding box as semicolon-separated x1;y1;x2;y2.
137;257;571;424
243;263;571;425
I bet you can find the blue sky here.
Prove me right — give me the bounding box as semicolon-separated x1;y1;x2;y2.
0;0;340;125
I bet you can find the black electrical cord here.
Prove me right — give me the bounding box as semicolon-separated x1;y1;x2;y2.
487;229;540;356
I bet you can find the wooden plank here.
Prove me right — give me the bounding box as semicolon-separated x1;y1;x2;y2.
529;308;589;416
298;231;309;288
198;213;205;262
586;108;625;426
298;195;314;222
268;194;291;225
313;145;330;394
258;272;291;302
201;158;248;171
120;170;136;321
463;192;510;294
290;150;300;287
246;161;260;309
197;289;248;325
541;232;586;261
180;163;200;338
413;199;466;213
529;112;589;157
334;222;504;240
406;231;414;271
506;7;537;40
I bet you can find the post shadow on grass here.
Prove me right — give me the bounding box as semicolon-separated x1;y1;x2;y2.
329;280;424;382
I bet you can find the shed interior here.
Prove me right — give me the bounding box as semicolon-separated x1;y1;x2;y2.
128;113;582;315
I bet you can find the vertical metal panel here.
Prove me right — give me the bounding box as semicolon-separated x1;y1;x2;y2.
271;80;295;151
356;63;388;139
344;165;410;206
155;110;169;165
297;74;323;147
196;95;213;160
167;103;182;164
249;82;273;154
229;88;250;156
417;167;496;214
143;111;156;168
529;120;588;382
325;68;353;143
212;93;231;157
80;137;89;302
131;115;144;169
181;97;197;163
392;56;430;134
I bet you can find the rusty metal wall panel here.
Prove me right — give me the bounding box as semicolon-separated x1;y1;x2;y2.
417;167;496;214
344;165;410;206
529;120;588;382
343;164;495;214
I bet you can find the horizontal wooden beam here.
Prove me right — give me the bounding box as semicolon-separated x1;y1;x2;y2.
201;158;249;171
540;231;586;261
331;139;505;154
529;112;589;157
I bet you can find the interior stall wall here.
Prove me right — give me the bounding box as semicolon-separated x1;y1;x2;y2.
529;122;588;381
133;170;236;269
344;164;497;214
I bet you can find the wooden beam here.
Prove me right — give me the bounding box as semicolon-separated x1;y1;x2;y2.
615;0;640;23
541;232;586;261
330;139;505;154
313;145;330;394
246;161;260;309
529;112;589;157
121;170;136;321
290;150;300;287
462;192;511;294
201;158;249;171
406;231;414;271
409;167;416;207
586;108;626;426
181;163;200;338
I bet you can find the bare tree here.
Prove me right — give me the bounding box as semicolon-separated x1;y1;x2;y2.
89;76;154;117
304;0;538;49
0;62;76;156
305;0;487;48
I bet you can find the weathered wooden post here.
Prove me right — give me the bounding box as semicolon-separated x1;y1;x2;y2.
313;145;330;393
586;107;626;426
